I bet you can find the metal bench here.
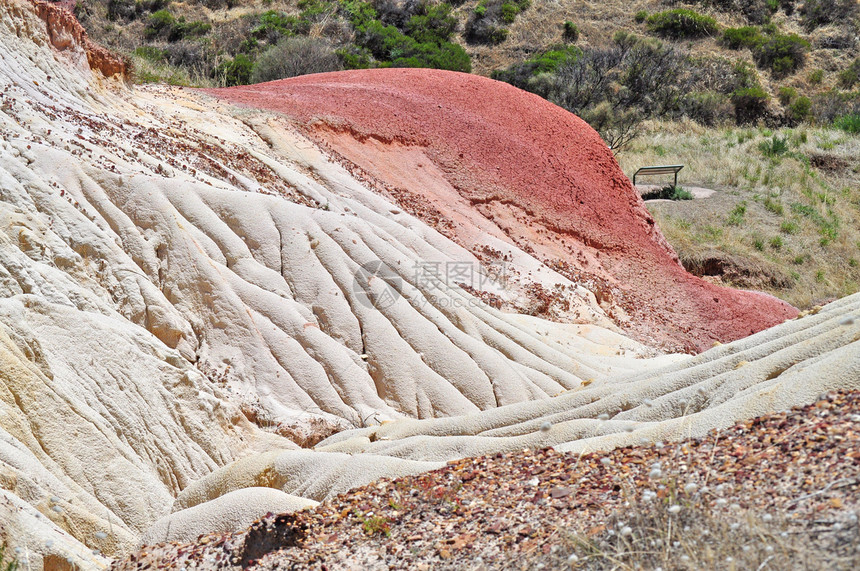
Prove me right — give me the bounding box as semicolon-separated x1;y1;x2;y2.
632;165;684;187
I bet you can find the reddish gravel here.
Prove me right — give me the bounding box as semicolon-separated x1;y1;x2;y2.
204;69;797;352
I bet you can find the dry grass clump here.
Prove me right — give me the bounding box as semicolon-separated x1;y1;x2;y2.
618;119;860;308
528;489;859;569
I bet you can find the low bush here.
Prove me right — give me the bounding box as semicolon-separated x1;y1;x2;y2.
641;185;694;200
563;21;579;42
634;10;648;23
251;36;342;83
490;44;580;89
250;9;317;46
758;134;789;156
721;26;762;49
777;85;797;105
646;9;719;39
752;33;809;77
144;10;211;42
342;0;471;71
788;95;811;122
466;0;530;45
731;86;769;123
808;68;824;84
213;53;254;86
405;3;458;44
832;113;860;134
839;58;860;88
133;45;166;62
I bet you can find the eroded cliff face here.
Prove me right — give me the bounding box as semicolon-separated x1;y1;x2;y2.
0;2;856;570
26;0;127;78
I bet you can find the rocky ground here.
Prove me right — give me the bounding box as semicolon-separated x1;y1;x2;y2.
114;389;860;570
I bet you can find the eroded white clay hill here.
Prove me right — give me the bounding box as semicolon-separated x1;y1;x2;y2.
0;1;857;569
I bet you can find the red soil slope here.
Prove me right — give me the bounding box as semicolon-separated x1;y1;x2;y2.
205;68;797;352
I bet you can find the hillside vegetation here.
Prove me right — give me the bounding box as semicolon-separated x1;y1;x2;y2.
74;0;860;308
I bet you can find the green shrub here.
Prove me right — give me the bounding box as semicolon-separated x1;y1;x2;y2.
144;9;211;42
337;45;373;69
490;45;580;89
731;86;769;123
341;0;471;71
808;69;824;84
753;33;809;76
788;95;811;122
646;9;718;39
839;58;860;89
832;113;860;134
721;26;762;49
563;20;579;42
500;2;520;23
634;10;648;23
252;10;307;43
758;134;789;156
213;53;254;86
133;45;166;62
466;0;529;44
143;9;175;39
770;235;783;249
251;36;341;83
777;85;797;105
405;3;458;44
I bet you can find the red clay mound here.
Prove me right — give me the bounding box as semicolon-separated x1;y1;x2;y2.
205;68;797;352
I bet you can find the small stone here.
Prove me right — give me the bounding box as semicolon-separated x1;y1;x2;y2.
668;505;681;514
540;421;552;432
620;526;632;536
597;413;610;421
683;483;698;494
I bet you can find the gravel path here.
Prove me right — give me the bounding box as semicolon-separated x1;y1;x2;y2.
114;391;860;570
